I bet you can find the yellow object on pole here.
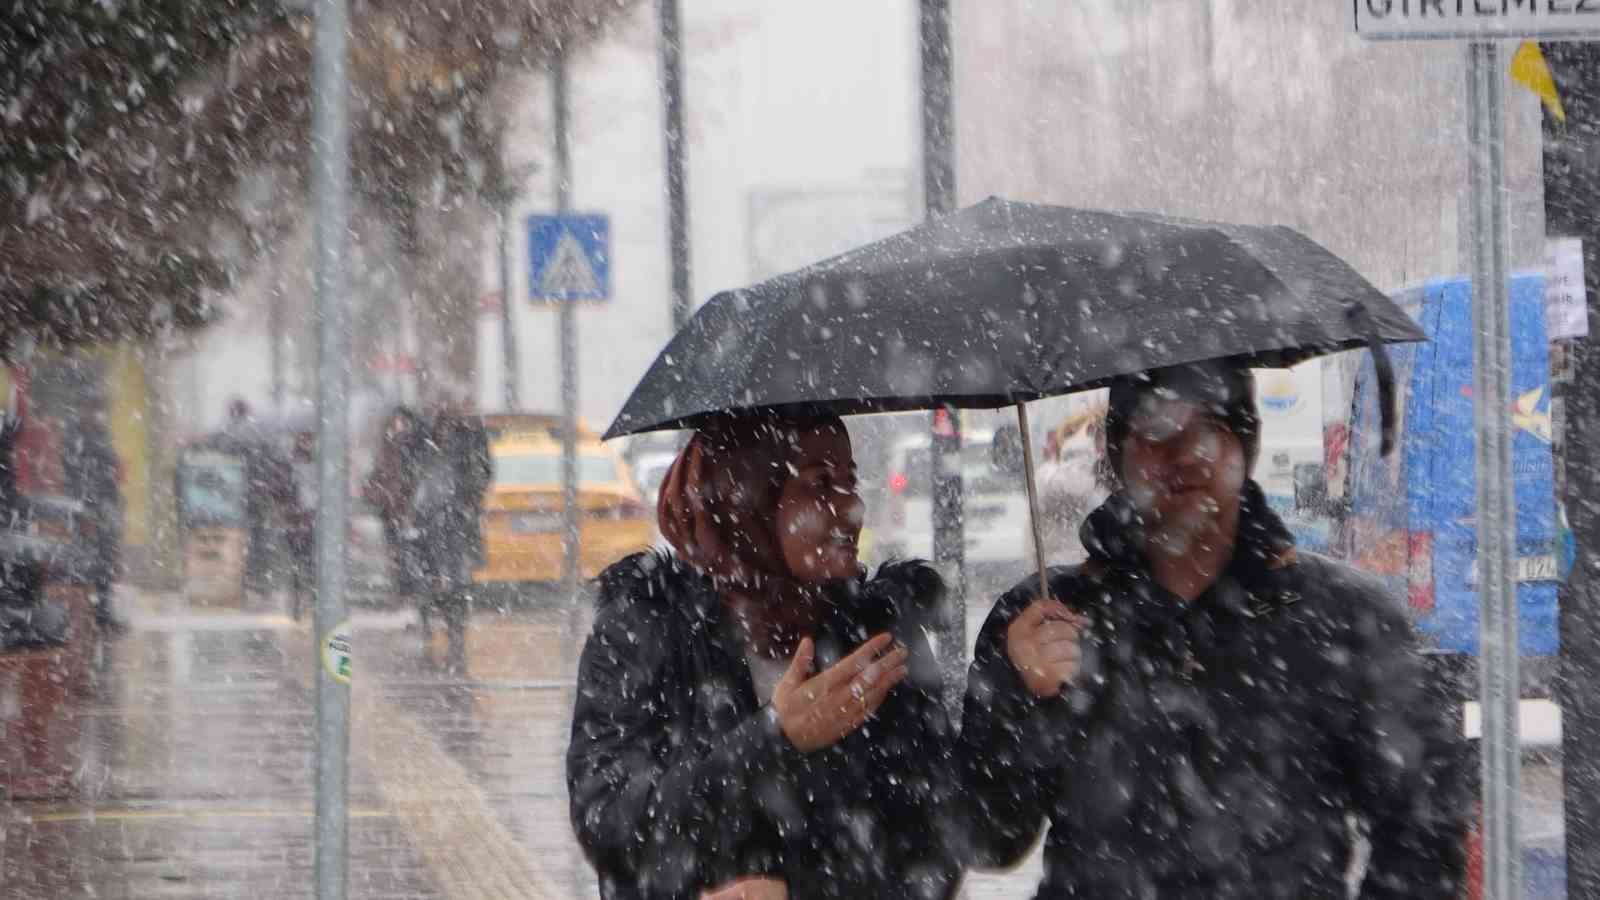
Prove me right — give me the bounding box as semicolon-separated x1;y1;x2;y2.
1512;41;1567;123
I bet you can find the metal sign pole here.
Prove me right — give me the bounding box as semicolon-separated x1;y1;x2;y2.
659;0;693;332
547;50;591;896
499;194;521;412
919;0;965;707
309;0;351;896
1467;39;1522;900
554;52;581;609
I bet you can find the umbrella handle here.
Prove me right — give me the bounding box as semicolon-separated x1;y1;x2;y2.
1015;403;1050;603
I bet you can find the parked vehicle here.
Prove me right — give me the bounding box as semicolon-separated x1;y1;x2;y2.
1339;273;1558;659
480;412;599;445
871;428;1033;584
474;425;654;587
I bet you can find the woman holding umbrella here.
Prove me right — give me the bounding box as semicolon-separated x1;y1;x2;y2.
567;414;960;900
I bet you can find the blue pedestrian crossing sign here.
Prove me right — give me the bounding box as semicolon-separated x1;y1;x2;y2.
527;214;610;301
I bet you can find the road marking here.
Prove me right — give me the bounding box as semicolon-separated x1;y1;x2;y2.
17;806;391;824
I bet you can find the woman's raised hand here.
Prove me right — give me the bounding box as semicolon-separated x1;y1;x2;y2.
771;633;908;753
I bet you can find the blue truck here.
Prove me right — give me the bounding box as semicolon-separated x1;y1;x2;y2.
1340;273;1560;658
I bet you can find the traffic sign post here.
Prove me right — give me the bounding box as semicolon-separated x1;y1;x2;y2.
526;213;610;627
528;214;610;302
1464;41;1521;899
309;0;351;897
1356;9;1600;898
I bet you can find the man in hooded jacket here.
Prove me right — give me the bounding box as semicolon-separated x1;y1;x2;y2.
957;359;1469;899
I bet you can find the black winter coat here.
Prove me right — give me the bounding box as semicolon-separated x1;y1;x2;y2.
413;413;491;569
62;418;122;584
957;483;1469;899
568;552;960;900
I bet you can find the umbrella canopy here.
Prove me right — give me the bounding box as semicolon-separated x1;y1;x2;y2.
606;197;1422;440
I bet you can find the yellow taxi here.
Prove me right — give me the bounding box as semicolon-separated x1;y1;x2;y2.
474;423;655;585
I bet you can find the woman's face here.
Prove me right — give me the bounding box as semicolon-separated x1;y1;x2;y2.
775;424;864;583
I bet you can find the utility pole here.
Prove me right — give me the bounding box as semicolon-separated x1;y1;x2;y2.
309;0;351;896
269;279;285;412
1464;42;1521;898
919;0;964;694
494;162;541;414
659;0;692;332
553;52;581;609
1539;41;1600;900
498;190;520;413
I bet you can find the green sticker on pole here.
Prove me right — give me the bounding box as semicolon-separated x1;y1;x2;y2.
322;621;352;685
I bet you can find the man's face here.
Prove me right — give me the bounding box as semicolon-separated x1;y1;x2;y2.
1120;395;1247;554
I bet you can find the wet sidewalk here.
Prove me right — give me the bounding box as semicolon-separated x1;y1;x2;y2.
0;589;598;899
0;588;1054;899
1;588;1564;898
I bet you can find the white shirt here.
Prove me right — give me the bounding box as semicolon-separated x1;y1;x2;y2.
745;651;791;706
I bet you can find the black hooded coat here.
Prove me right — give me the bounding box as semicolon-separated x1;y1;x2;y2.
568;552;960;900
956;483;1470;899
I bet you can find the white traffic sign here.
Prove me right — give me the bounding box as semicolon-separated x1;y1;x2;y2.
542;232;601;296
1354;0;1600;40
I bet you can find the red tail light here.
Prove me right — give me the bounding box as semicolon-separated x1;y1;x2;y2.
1407;531;1434;613
889;473;908;495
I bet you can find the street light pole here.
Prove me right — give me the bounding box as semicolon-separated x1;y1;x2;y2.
498;189;520;413
269;281;285;412
1466;40;1521;900
553;52;581;608
309;0;351;897
659;0;693;332
919;0;964;699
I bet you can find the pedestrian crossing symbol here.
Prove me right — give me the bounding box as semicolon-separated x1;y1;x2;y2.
527;214;610;301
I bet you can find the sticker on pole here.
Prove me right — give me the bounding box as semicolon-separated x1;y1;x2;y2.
1546;236;1588;341
527;214;610;301
322;621;352;685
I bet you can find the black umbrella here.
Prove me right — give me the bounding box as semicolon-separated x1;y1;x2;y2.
607;198;1423;593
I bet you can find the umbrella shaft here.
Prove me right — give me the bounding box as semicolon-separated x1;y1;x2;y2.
1016;403;1050;603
